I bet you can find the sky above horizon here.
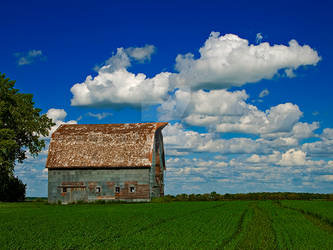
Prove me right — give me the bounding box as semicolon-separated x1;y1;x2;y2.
1;0;333;196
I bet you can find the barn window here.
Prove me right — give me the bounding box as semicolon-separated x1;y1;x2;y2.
130;186;136;193
62;187;67;193
96;186;101;193
115;186;120;193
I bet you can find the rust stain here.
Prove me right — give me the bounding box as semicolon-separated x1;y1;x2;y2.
46;122;168;169
148;151;153;163
61;182;84;186
88;182;97;191
96;195;115;200
106;182;115;189
115;181;150;199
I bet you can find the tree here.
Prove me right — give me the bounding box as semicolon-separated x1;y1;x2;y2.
0;73;54;201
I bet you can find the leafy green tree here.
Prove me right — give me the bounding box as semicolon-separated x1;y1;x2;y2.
0;73;54;201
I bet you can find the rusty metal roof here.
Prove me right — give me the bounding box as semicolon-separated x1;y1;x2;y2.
46;122;168;169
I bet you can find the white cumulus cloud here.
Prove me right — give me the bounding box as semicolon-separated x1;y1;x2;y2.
246;151;281;163
163;123;272;155
172;32;321;90
158;88;249;126
71;46;170;107
159;88;304;136
70;33;320;109
125;45;155;62
302;128;333;157
278;148;323;167
46;108;77;136
321;128;333;140
214;102;302;135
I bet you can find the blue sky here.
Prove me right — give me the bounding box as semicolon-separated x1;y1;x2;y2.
1;0;333;196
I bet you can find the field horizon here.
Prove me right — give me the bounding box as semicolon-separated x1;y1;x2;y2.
24;191;333;203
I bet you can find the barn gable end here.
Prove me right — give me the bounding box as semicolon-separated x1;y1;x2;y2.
46;122;167;204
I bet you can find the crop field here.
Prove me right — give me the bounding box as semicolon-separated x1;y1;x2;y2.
1;200;333;249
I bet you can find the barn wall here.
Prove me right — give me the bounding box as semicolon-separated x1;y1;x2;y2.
150;130;165;199
48;168;150;204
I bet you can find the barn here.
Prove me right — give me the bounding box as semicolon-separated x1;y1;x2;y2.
46;122;167;204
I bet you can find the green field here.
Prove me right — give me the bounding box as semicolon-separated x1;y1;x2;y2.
1;201;333;249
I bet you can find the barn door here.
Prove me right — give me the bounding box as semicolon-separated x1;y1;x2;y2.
69;187;88;203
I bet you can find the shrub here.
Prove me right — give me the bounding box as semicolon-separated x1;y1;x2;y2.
0;173;26;202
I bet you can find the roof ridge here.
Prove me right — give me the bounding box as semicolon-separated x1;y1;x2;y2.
59;122;168;127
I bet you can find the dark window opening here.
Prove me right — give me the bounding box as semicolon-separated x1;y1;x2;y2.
130;186;136;193
62;187;67;193
96;186;101;193
115;186;120;193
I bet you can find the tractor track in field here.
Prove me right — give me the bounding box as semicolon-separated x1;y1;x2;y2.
217;202;279;250
273;201;333;234
216;206;249;249
253;203;278;249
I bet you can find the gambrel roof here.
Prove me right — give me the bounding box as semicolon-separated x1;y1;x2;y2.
46;122;167;169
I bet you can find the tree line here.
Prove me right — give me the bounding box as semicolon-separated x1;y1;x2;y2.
153;192;333;202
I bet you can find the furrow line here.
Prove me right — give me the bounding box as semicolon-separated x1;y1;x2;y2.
274;201;333;233
216;207;248;249
254;204;278;249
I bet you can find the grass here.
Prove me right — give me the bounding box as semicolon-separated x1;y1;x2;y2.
0;200;332;249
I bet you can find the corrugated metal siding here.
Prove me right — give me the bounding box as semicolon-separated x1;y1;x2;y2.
48;168;151;203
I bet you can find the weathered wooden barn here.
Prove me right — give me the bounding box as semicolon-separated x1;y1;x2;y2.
46;122;167;204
